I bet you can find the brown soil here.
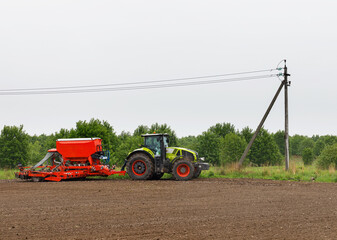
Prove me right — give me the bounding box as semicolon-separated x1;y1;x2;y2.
1;178;337;240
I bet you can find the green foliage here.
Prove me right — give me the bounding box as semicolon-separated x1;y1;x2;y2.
73;119;118;150
0;125;29;168
311;135;320;142
249;129;282;166
195;122;237;166
133;125;149;136
317;143;337;169
302;148;314;165
112;132;143;166
321;135;337;146
178;135;198;150
3;120;337;171
314;135;337;156
220;133;246;166
196;131;221;165
290;135;306;155
298;138;315;155
313;138;325;156
27;141;42;164
0;169;17;179
208;122;236;138
273;130;285;155
149;123;177;146
240;126;253;143
28;135;47;162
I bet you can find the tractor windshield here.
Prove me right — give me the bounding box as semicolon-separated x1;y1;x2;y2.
144;136;161;155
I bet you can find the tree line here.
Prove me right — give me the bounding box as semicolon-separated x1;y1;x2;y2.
1;118;337;169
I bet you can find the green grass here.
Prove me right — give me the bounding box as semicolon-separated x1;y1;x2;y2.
200;156;337;183
3;157;337;182
0;169;17;180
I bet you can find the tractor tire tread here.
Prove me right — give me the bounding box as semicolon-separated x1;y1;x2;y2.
172;159;195;181
126;153;154;180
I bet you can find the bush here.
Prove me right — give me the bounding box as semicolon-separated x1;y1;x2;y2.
298;138;315;155
196;131;221;165
220;133;246;166
313;139;325;156
249;129;282;166
317;143;337;169
302;148;314;165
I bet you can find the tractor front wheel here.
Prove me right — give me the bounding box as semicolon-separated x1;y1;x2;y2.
172;160;195;181
126;153;154;180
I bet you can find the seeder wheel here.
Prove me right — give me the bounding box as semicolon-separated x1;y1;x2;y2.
32;177;44;182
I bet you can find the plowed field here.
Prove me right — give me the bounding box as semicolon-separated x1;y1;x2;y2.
1;178;337;240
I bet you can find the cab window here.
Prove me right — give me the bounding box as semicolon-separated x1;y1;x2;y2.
145;136;161;155
163;136;169;148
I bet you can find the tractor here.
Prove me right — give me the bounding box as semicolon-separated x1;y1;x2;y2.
121;133;209;181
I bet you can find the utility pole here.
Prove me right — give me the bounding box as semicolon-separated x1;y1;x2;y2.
284;61;291;170
238;60;291;170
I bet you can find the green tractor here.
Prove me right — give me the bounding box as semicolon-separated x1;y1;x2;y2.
121;133;209;181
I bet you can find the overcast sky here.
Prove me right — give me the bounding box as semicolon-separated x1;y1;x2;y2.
0;0;336;137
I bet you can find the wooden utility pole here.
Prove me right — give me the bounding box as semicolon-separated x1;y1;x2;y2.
284;61;290;170
238;60;291;169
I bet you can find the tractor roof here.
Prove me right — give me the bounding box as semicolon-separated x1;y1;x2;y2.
141;133;169;137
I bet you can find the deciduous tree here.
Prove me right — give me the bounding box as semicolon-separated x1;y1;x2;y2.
0;125;29;168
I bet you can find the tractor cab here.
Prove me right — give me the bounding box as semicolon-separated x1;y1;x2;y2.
142;133;169;156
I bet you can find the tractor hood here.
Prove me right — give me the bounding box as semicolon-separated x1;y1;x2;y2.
166;147;197;155
166;147;200;162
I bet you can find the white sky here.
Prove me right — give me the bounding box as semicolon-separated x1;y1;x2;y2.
0;0;336;137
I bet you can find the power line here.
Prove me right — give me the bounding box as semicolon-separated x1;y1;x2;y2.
0;74;278;96
0;68;279;92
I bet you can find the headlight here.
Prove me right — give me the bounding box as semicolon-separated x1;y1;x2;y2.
200;157;205;161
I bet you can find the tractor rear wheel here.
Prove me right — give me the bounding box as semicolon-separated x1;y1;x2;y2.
126;153;154;180
172;159;195;181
